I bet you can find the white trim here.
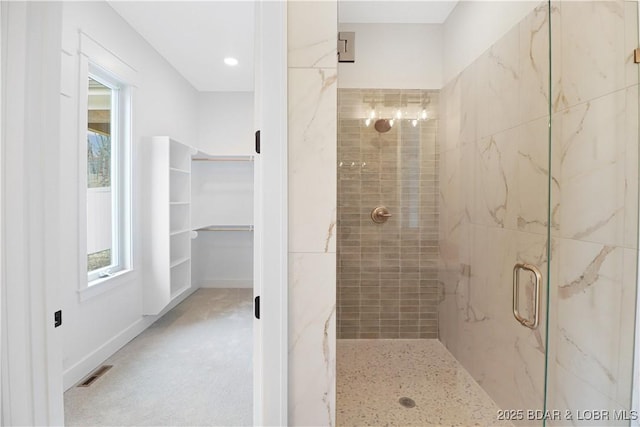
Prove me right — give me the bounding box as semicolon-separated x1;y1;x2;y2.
63;286;197;390
633;274;640;427
632;2;640;424
198;280;253;289
79;38;135;295
254;2;288;425
63;318;148;390
79;269;138;302
79;31;138;87
0;1;4;417
1;3;64;424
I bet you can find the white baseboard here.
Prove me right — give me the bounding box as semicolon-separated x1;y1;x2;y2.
63;318;150;390
198;279;252;289
63;286;197;390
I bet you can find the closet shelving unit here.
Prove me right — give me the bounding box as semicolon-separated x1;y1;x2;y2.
142;136;196;315
190;151;254;289
190;152;254;231
143;142;255;313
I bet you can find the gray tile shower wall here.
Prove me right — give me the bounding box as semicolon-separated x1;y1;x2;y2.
337;89;440;339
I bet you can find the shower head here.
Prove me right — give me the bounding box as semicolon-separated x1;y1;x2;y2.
374;119;392;133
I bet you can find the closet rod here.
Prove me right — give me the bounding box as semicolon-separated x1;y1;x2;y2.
195;225;254;232
192;157;254;162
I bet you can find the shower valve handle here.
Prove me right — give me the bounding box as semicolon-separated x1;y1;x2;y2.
371;206;392;223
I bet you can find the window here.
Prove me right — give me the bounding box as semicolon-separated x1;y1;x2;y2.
86;68;129;283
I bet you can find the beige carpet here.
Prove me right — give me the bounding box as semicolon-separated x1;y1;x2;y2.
64;288;253;426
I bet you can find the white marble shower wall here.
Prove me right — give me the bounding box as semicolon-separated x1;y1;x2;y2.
547;1;639;424
438;3;553;418
287;2;338;426
438;1;639;424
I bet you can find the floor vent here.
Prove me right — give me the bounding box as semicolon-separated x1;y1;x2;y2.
77;365;113;387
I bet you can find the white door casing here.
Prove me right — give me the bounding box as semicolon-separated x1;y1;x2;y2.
1;2;65;425
253;1;288;425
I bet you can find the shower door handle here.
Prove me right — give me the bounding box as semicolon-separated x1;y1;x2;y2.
512;263;541;330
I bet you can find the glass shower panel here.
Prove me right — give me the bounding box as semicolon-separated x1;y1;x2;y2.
336;1;556;425
545;1;639;424
437;2;553;423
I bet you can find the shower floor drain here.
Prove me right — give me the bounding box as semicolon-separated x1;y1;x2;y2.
399;397;416;408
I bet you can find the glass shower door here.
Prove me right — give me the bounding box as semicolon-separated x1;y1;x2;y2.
337;0;640;424
437;2;553;424
543;1;639;425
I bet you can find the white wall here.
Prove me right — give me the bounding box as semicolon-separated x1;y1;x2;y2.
191;231;253;288
197;91;254;155
338;2;538;89
442;1;538;84
337;23;442;89
191;161;253;229
59;1;199;389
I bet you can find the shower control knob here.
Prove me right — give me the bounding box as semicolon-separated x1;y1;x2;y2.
371;206;392;224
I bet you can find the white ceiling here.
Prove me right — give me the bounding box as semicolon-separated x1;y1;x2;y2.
108;1;255;92
108;1;455;93
339;1;458;24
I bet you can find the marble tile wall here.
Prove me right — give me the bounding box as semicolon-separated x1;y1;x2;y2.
337;89;440;339
438;0;639;423
438;3;553;417
287;2;337;426
547;1;639;423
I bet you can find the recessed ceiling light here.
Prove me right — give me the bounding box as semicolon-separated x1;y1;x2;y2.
224;57;239;66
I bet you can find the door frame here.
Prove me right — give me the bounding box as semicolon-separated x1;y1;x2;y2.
254;1;288;425
1;1;289;425
1;2;65;425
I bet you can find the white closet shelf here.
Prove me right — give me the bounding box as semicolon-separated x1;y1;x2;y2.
193;224;254;232
169;201;189;205
170;229;191;236
170;257;190;268
170;167;190;174
170;284;191;299
191;151;254;162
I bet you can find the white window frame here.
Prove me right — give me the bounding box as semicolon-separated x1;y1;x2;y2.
77;32;136;298
86;69;125;283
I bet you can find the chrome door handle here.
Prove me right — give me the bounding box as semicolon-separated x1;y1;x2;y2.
512;263;541;329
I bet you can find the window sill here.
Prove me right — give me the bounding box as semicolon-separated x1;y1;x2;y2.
79;268;137;302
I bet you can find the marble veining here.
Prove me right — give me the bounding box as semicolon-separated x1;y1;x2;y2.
558;245;615;299
324;221;336;253
323;305;337;427
287;2;338;423
557;0;627;111
288;253;336;426
337;339;513;427
440;0;638;419
288;67;338;254
287;1;337;69
560;327;615;383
